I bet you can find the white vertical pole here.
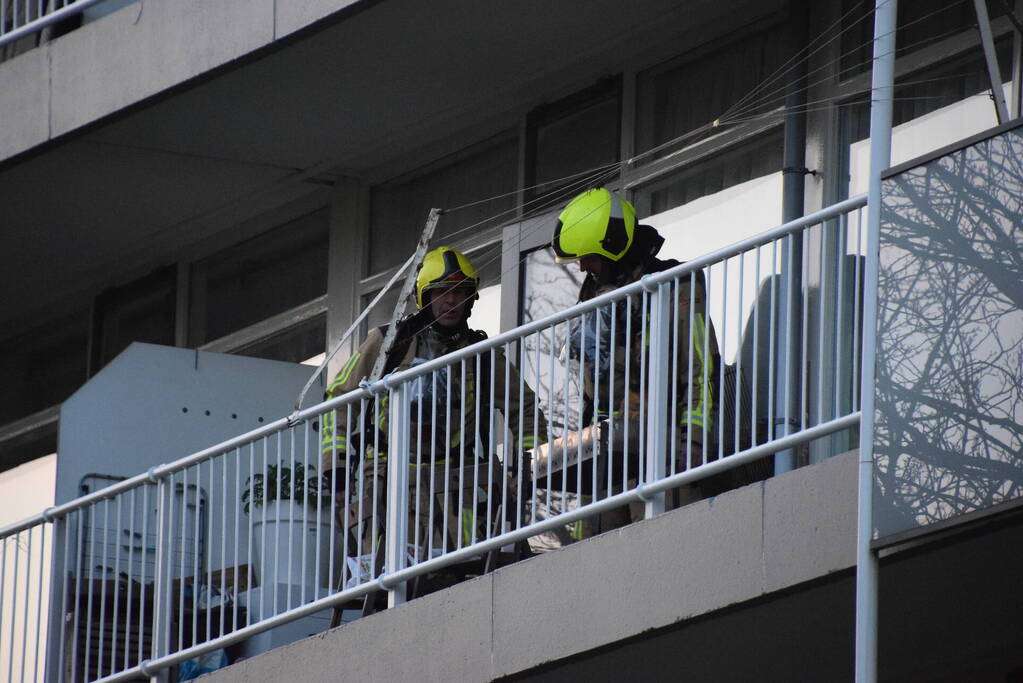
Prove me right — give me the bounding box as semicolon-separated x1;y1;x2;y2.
385;385;409;608
856;1;897;681
644;280;670;518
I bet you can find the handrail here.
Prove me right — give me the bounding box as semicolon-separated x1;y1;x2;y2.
0;0;111;48
0;195;869;683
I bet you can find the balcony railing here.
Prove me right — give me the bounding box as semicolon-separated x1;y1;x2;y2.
0;194;867;683
0;0;115;50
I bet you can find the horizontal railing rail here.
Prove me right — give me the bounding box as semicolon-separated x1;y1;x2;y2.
0;194;867;683
0;0;113;49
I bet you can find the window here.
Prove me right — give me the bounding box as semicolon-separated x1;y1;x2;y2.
91;266;177;373
188;208;329;346
0;312;89;427
526;80;621;197
369;138;518;274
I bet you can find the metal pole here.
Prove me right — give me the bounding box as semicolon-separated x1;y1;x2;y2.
856;1;897;681
774;0;810;474
974;0;1011;124
384;384;409;607
643;280;670;518
1012;0;1023;118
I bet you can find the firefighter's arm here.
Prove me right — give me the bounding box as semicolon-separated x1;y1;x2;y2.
320;328;385;472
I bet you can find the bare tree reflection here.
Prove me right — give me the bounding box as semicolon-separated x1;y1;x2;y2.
875;128;1023;534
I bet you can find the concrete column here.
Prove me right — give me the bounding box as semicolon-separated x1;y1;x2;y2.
325;178;370;380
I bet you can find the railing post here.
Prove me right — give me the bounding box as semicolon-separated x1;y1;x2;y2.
644;280;671;518
385;384;409;607
148;477;172;683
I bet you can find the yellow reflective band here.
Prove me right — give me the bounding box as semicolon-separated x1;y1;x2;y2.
520;435;536;450
461;508;475;547
328;352;361;393
571;520;585;541
686;314;715;429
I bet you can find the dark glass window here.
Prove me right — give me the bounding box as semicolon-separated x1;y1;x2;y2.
839;0;1005;78
91;266;177;372
370;138;518;274
0;311;89;426
635;27;788;159
235;315;326;364
528;81;621;195
189;208;329;345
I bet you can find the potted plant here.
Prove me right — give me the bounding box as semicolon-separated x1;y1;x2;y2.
242;462;338;591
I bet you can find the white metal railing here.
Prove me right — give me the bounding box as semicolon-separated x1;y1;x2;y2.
0;194;867;683
0;0;115;49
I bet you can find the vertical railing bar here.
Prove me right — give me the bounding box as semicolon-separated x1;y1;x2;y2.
218;453;229;642
276;431;284;617
836;213;848;419
735;252;745;453
593;305;602;495
853;208;864;409
84;505;95;680
357;400;366;579
686;272;696;471
459;358;467;551
533;330;541;526
817;221;828;427
670;280;679;475
472;356;481;547
576;312;585;501
719;259;729;461
210;457;218;642
444;369;452;555
124;489;136;670
35;523;47;682
153;477;173;674
0;535;7;682
623;296;633;492
247;443;255;628
234;447;243;629
110;495;123;676
638;290;648;485
286;428;296;613
429;374;437;560
259;437;269;622
137;486;149;665
58;512;73;680
489;347;498;541
341;407;352;590
190;468;201;649
178;471;188;656
503;344;511;539
99;498;111;677
414;378;424;565
608;301;617;498
302;425;311;608
768;239;778;441
20;526;34;683
515;341;524;533
72;512;85;683
701;268;711;455
753;245;762;447
561;322;569;510
546;325;554;519
801;228;811;432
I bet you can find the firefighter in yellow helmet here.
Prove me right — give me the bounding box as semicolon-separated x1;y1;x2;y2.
320;246;546;576
553;188;718;528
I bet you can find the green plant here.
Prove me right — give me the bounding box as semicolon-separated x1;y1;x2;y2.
241;462;328;515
